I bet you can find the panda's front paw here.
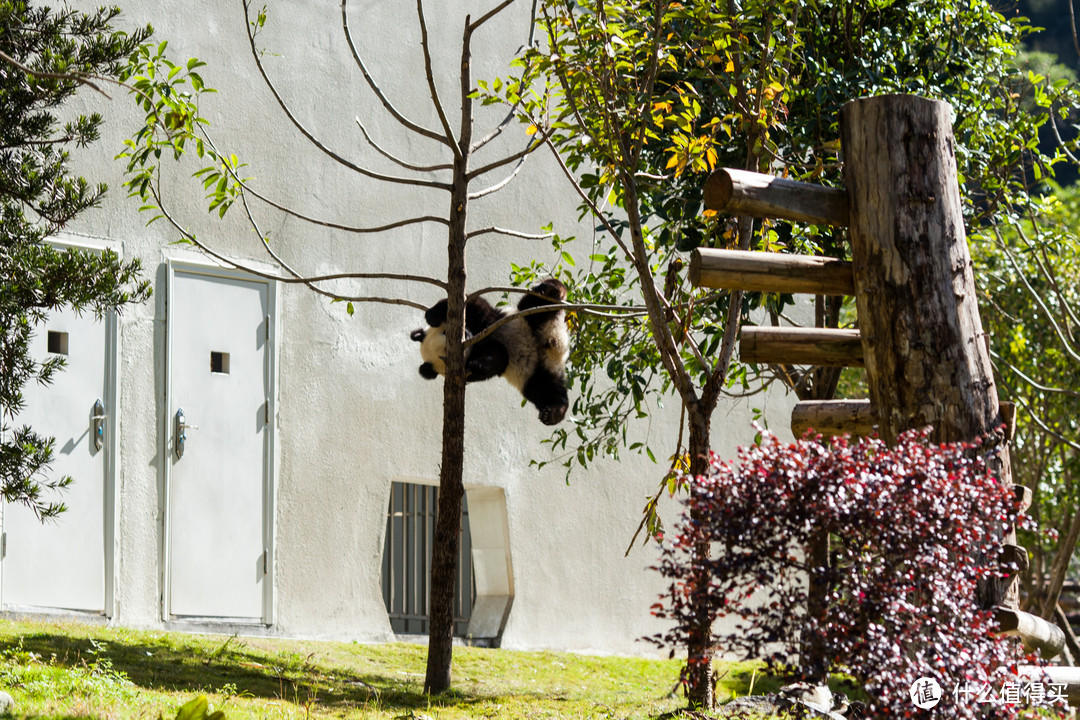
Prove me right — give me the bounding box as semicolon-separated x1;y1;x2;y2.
538;404;567;426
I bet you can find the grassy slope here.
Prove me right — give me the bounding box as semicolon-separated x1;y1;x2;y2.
0;619;777;719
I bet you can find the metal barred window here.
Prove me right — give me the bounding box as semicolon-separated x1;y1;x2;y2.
381;482;474;636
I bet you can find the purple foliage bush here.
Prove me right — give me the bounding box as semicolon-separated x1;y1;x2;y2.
650;428;1056;719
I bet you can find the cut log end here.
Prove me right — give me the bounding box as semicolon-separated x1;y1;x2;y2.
703;168;849;227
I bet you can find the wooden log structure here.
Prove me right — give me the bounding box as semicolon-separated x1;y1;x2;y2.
704;168;849;227
998;608;1066;659
840;94;1007;447
740;327;863;367
790;399;875;438
690;248;855;296
840;96;1032;653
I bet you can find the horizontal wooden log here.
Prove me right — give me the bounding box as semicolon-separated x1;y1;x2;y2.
791;399;875;438
704;168;849;227
741;327;863;367
788;400;1020;442
689;248;855;296
997;607;1065;659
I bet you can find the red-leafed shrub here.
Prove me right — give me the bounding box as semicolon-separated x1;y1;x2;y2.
649;428;1055;719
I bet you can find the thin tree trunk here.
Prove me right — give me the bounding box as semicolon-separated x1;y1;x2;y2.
424;181;468;692
686;404;714;710
424;42;473;687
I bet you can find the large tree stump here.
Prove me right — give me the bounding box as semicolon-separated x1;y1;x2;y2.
840;95;1007;447
840;95;1020;615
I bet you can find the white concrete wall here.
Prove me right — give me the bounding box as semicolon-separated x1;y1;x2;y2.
56;0;800;655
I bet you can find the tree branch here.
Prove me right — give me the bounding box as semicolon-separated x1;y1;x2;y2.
355;117;453;173
468;0;517;32
537;129;634;261
468;154;529;199
339;0;450;147
470;0;539;153
471;107;519;153
466;226;554;240
0;49;112;98
417;0;461;157
203;128;451;233
461;300;647;348
1001;377;1080;453
467;137;541;180
235;179;447;291
989;351;1080;399
149;182;439;308
629;0;666;167
242;0;451;190
994;225;1080;364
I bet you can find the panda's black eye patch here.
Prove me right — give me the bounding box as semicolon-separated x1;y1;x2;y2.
410;328;426;342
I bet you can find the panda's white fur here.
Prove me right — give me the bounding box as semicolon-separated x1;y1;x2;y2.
411;280;570;424
417;325;471;377
417;311;568;392
495;312;558;393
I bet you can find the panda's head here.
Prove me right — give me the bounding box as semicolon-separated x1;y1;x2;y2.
410;324;472;379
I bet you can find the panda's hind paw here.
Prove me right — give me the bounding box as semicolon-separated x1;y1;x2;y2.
538;404;567;426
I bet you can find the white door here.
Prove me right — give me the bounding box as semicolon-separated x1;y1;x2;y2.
166;265;275;621
1;307;115;614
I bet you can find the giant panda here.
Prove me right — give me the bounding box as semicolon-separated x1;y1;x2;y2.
409;278;570;425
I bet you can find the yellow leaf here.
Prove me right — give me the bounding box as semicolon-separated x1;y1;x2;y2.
725;58;735;72
702;209;718;219
706;146;718;170
526;124;538;135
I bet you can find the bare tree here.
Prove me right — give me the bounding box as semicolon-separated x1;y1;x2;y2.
121;0;559;693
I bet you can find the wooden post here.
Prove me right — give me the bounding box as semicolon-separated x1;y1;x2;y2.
840;95;1007;447
840;95;1018;615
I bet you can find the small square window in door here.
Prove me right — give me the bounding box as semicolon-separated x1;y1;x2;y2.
48;331;69;355
210;351;230;374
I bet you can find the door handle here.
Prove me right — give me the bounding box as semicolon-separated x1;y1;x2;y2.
91;399;106;452
173;408;200;460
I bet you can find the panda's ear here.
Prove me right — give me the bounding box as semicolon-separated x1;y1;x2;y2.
419;363;439;379
410;328;426;342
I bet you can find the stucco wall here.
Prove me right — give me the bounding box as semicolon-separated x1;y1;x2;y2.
51;0;800;656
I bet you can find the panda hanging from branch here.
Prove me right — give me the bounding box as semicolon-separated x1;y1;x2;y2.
410;278;570;425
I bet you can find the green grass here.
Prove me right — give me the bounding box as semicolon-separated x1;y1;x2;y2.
0;619;777;719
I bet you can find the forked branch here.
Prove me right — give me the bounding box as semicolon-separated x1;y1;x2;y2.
202;128;451;233
355;117;454;173
417;0;461;157
242;0;450;190
340;0;450;147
